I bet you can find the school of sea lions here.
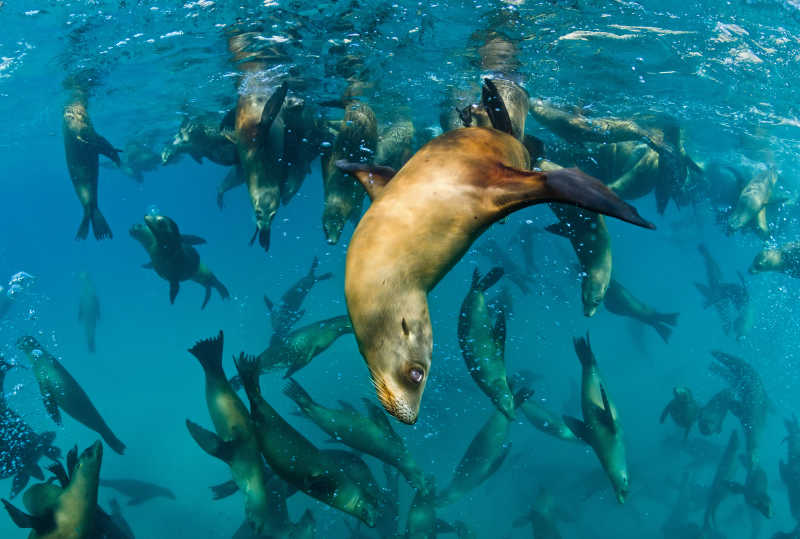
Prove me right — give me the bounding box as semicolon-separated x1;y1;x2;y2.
2;4;800;539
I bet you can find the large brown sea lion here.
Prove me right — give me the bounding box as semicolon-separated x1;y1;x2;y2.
337;80;654;424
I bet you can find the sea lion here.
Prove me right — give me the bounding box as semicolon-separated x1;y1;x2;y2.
728;167;777;238
321;98;378;244
529;99;653;145
780;415;800;522
2;441;103;539
457;267;515;418
283;378;426;492
604;278;679;343
728;464;773;518
216;165;245;209
475;239;536;294
0;358;60;498
337;80;653;424
512;488;565;539
116;139;160;183
63;86;119;240
404;477;453;539
234;353;379;527
263;257;333;339
517;397;583;445
108;499;135;539
710;351;768;468
184;332;279;535
703;430;740;530
697;388;734;436
375;121;416;170
129;213;229;309
750;242;800;278
280;97;322;205
563;334;629;504
78;271;100;353
16;337;125;455
659;386;699;439
606;146;659;200
695;243;747;337
99;478;175;506
437;389;532;506
161;115;239;167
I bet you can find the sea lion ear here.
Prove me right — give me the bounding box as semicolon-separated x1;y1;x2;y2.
335;160;396;201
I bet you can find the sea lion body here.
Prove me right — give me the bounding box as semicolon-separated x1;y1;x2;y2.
321;100;378;244
518;398;582;444
780;415;800;521
728;168;777;237
704;430;739;529
604;278;679;343
457;267;514;418
659;386;699;439
99;478;175;506
404;477;449;539
513;489;563;539
281;97;323;205
118;140;160;183
606;146;659;200
130;214;229;309
63;91;119;240
375;120;415;170
16;337;125;455
341;120;653;423
750;242;800;278
283;379;426;492
697;388;734;436
563;335;629;504
161;116;239;167
77;272;100;353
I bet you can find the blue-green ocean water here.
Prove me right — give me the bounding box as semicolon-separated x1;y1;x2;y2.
2;1;800;537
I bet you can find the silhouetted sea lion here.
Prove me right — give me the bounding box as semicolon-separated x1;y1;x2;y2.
99;478;175;506
78;271;100;353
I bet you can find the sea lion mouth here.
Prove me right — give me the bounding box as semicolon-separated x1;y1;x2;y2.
371;371;418;425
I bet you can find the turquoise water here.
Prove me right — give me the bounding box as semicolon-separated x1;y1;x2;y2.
1;1;800;537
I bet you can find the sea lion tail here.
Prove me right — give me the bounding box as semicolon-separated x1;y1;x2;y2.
283;378;314;411
572;332;596;367
652;323;672;344
88;207;113;240
203;275;230;309
233;352;262;401
188;330;225;378
76;209;91;240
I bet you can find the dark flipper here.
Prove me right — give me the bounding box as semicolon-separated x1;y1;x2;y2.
210;479;239;500
2;499;53;532
259;82;289;138
473;267;504;292
188;331;225;378
185;420;235;463
652;322;672;344
482;78;513;135
101;429;126;455
181;235;206;245
90;207;113;240
572;332;596;368
10;473;29;499
335;161;396;201
169;281;180;304
93;134;122;166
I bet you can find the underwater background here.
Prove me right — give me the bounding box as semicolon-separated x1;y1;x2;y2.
2;1;800;538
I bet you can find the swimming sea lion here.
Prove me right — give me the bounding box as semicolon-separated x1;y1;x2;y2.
375;121;415;170
99;478;175;506
77;271;100;353
16;337;125;455
475;239;536;294
728;167;777;238
659;386;699;439
283;378;426;492
2;440;103;539
161;115;239;167
695;243;746;336
184;331;278;535
321;98;378;244
529;99;653;145
510;375;582;444
606;146;659;200
234;354;379;527
780;415;800;522
404;476;453;539
116;139;160;183
728;464;773;518
750;242;800;278
280;97;321;205
130;214;229;309
563;334;629;504
437;389;532;506
63;87;119;240
457;267;515;418
703;430;739;530
512;488;565;539
263;257;333;339
697;388;734;436
337;80;654;424
604;278;679;343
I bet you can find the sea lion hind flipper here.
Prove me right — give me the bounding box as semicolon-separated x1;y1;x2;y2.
169;281;180;304
233;353;262;400
181;234;206;245
10;473;30;498
335;160;396;201
188;331;224;378
481;78;513;135
562;415;589;443
2;499;53;532
572;333;596;367
491;165;655;229
652;322;672;344
185;420;235;463
40;390;62;425
210;479;239;500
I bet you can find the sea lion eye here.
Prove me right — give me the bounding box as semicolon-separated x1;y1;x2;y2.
408;367;424;385
401;318;410;337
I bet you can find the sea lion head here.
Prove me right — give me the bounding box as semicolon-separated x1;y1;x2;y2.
322;203;348;245
129;223;155;247
161;121;196;164
252;193;278;251
16;336;41;353
74;440;103;484
749;248;780;274
581;276;608;317
144;214;181;250
610;465;630;505
364;307;432;425
673;386;693;402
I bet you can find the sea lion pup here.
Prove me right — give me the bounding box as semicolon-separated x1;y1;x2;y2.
703;430;740;530
750;242;800;278
659;387;699;440
129;213;229;309
457;267;515;418
728;167;778;238
320;95;379;245
780;415;800;523
63;83;120;241
282;378;427;492
563;334;629;504
184;332;277;535
99;478;175;506
697;387;734;436
264;256;333;339
728;464;774;519
405;477;454;539
603;278;679;343
2;441;103;539
512;488;566;539
710;351;769;469
437;388;533;507
234;353;379;527
161;114;239;167
77;271;100;353
475;238;536;294
337;80;654;424
16;337;125;455
0;358;61;498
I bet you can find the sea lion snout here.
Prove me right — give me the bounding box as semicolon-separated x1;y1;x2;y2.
16;336;39;352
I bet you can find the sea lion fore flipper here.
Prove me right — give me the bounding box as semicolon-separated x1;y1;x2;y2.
482;78;513;135
181;235;207;245
2;499;54;532
599;386;618;431
337;400;359;414
475;267;504;292
562;415;589;443
756;208;769;237
210;479;239;500
66;445;78;477
335;160;396;200
47;463;69;488
258;82;288;139
523;134;545;161
544;222;572;238
659;402;672;424
263;295;274;312
91;134;122;167
361;398;401;442
185;420;236;462
10;474;30;498
201;286;212;310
